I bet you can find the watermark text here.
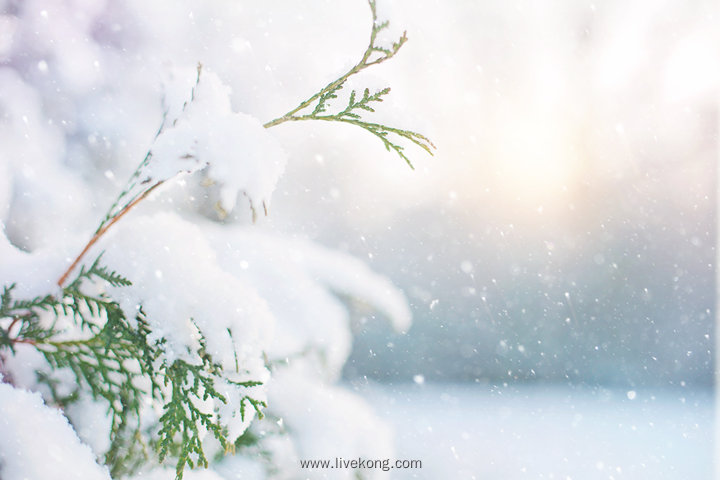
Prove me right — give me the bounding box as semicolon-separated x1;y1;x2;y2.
300;457;422;472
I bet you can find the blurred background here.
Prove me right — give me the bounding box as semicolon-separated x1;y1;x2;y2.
2;0;715;477
256;0;717;477
265;0;717;389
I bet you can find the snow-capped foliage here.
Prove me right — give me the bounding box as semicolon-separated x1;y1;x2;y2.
205;226;411;381
100;213;274;446
102;213;274;372
0;1;421;479
150;69;287;216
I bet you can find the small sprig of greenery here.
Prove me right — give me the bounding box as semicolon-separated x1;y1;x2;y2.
0;258;266;480
157;356;227;476
156;339;266;479
263;0;435;167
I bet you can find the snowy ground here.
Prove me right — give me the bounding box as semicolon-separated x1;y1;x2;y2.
356;383;713;480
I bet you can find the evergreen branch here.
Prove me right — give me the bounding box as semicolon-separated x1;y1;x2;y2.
1;285;59;352
261;0;433;167
229;379;264;388
311;81;344;116
337;87;391;118
82;254;133;288
9;294;58;313
0;284;12;314
1;284;58;318
35;304;159;476
3;259;268;480
239;395;267;423
2;186;269;480
5;315;57;348
273;115;434;168
263;0;404;128
1;266;160;477
157;357;228;479
156;336;266;479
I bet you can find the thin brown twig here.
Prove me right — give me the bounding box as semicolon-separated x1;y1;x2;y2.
57;181;165;287
7;316;20;336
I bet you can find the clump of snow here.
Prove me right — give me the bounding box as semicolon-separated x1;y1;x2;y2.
266;371;395;480
212;454;266;480
150;69;287;215
204;226;412;381
102;213;273;367
0;344;54;393
0;381;111;480
0;68;93;251
0;230;79;299
295;241;412;334
64;395;114;454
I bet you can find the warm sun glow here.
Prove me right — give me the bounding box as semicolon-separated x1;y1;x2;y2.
497;124;573;193
486;105;579;209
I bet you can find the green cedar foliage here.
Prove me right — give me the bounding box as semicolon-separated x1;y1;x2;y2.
263;0;435;167
1;258;268;479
